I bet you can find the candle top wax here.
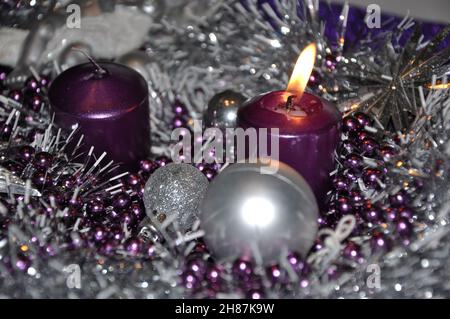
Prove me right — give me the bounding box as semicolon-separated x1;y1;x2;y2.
49;62;148;120
238;90;341;134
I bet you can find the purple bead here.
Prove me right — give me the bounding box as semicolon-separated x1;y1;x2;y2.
33;151;53;170
206;264;222;284
371;231;391;252
362;168;382;186
93;226;107;243
130;202;145;221
125;173;141;188
120;211;137;228
266;264;286;284
0;65;11;83
100;240;116;255
344;153;362;169
232;259;253;280
343;116;362;133
342;241;363;263
346;169;359;182
112;192;131;210
24;93;44;112
363;203;383;223
354;131;369;143
32;171;52;188
354;112;371;127
182;271;200;290
349;190;363;206
173;101;187;115
109;226;124;242
362;137;379;155
385;207;398;222
308;70;321;87
172;116;186;129
397;207;414;220
39;75;51;88
124;238;142;256
332;176;349;191
342;140;358;153
193;242;208;254
389;191;409;207
248;290;264;299
185;258;207;279
396;218;413;238
86;199;105;218
325;265;341;281
59;174;77;189
155;155;171;167
0;122;12;140
336;196;353;214
8;89;22;102
15;253;31;271
379;145;396;162
25;77;41;93
139;159;156;173
203;167;216;181
16;145;35;163
144;244;156;259
325;54;337;70
287;252;309;276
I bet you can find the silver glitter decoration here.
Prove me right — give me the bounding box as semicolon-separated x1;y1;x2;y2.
200;161;319;263
0;167;41;197
203;90;247;129
143;163;209;233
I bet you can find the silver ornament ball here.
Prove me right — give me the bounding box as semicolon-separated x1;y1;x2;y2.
116;50;153;82
200;161;319;263
203;90;247;129
143;163;209;233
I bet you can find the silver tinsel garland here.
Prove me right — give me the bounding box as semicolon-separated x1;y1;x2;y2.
0;0;449;298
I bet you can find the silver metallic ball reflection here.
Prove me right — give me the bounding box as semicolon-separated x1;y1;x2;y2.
200;161;319;263
203;90;247;129
116;50;153;82
144;163;209;233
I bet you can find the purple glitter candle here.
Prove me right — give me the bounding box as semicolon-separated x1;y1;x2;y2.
49;61;150;171
237;90;341;203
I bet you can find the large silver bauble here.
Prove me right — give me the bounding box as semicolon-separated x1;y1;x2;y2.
203;90;247;129
143;163;209;233
200;161;319;263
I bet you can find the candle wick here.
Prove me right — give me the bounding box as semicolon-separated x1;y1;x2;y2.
71;48;108;77
285;95;297;112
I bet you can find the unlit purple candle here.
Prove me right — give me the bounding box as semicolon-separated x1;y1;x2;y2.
48;61;150;171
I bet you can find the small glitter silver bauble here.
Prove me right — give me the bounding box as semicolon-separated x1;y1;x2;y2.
144;163;209;233
203;90;247;129
200;161;319;263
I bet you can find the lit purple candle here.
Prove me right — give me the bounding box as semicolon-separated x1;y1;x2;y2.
237;44;341;203
49;61;150;171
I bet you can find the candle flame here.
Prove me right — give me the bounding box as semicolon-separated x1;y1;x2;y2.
427;82;450;89
286;43;317;97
